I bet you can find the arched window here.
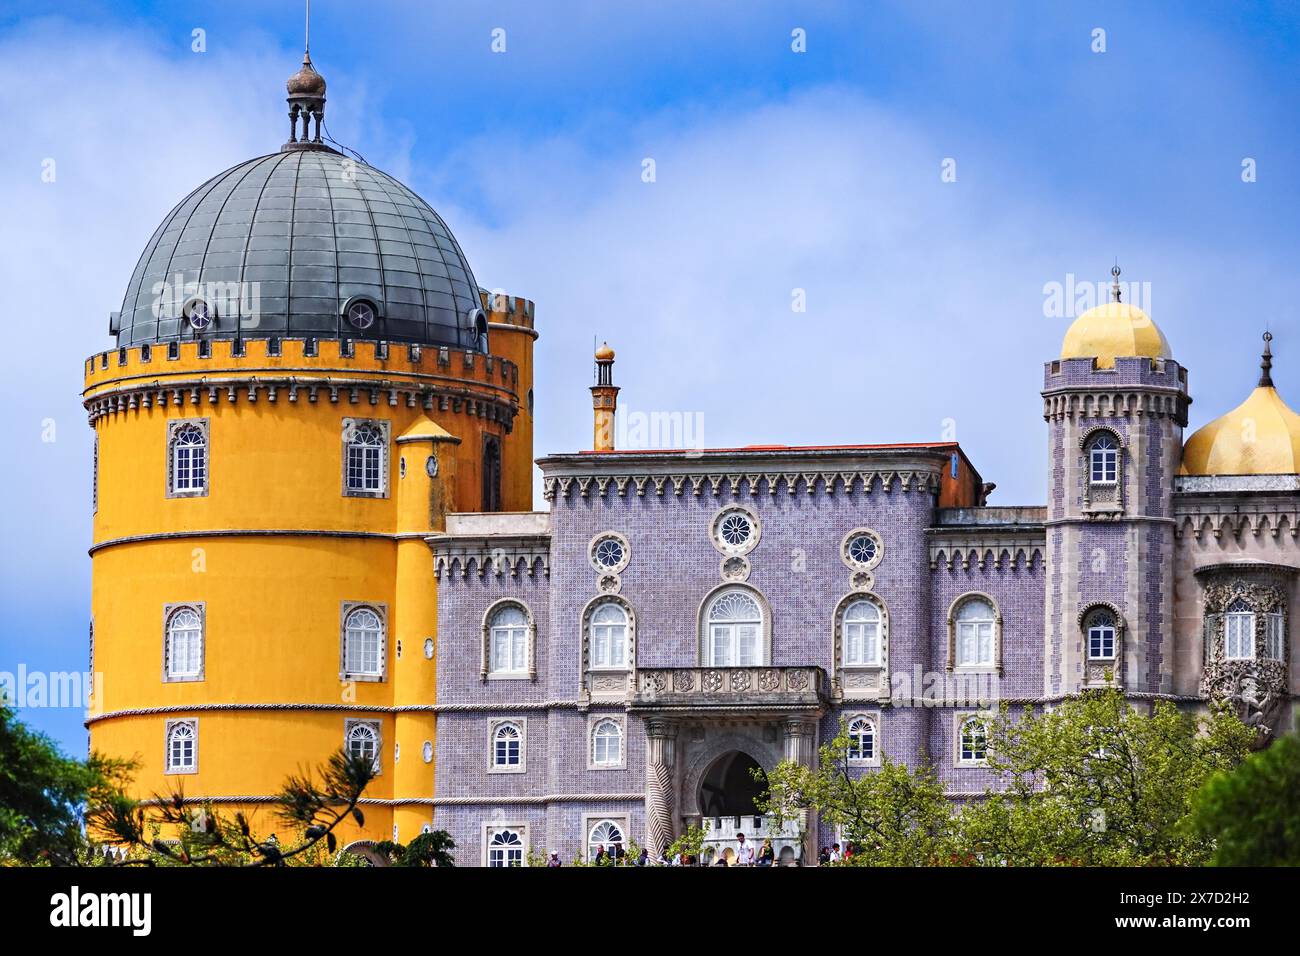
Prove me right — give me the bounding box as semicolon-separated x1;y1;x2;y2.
342;605;385;678
168;420;208;496
165;720;197;773
953;597;997;669
705;589;764;666
1088;432;1119;485
958;716;987;765
488;604;529;675
591;718;623;768
1265;612;1286;661
164;605;204;681
847;716;876;763
345;720;381;773
588;819;625;861
1224;599;1256;660
487;828;524;867
493;721;523;770
1085;608;1117;660
343;420;388;496
842;600;882;667
590;602;629;669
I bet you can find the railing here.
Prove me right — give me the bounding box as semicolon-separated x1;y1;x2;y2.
633;666;827;708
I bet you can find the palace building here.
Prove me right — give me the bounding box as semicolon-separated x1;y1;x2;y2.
86;47;1300;864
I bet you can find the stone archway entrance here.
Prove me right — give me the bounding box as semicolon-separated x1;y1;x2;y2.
698;750;764;818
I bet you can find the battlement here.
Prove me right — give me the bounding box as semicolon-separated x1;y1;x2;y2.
1043;355;1188;392
84;336;520;397
478;289;537;333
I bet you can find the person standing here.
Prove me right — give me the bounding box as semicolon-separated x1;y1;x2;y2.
734;832;755;866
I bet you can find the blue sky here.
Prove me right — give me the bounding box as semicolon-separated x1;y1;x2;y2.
2;0;1298;755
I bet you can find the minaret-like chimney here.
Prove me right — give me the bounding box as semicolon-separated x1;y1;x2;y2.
591;342;619;451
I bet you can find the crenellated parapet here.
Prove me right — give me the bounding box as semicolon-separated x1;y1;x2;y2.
542;469;942;502
83;336;520;429
1041;356;1190;426
479;290;538;337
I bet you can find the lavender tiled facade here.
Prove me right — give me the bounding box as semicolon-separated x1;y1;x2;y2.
429;353;1300;865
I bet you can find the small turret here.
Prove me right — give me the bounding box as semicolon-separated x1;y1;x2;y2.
591;343;619;451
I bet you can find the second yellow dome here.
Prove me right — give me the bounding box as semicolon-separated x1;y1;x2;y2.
1060;302;1171;369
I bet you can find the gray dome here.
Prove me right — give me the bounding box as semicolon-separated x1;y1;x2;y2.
115;147;484;349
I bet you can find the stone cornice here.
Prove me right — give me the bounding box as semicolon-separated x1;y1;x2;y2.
1175;496;1300;541
88;528;418;557
1041;387;1189;426
926;526;1046;571
84;373;517;431
538;468;946;504
426;533;551;579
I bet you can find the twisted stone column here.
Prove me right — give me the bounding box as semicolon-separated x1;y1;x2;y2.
645;717;678;857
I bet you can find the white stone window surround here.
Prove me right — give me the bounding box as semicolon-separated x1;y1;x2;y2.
1079;426;1126;513
589;531;631;574
162;601;205;683
166;417;210;498
709;504;762;557
588;713;627;770
481;599;536;680
488;717;527;774
164;718;198;774
341;417;391;498
947;592;1002;673
580;595;637;701
482;823;528;867
344;718;382;775
840;527;885;572
844;711;881;766
954;712;992;767
699;584;771;667
340;602;387;682
831;591;888;700
584;815;629;861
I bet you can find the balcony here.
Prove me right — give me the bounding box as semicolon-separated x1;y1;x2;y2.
632;666;829;711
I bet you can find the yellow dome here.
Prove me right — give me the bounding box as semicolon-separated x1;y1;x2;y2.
595;342;615;361
1181;385;1300;476
1060;301;1171;369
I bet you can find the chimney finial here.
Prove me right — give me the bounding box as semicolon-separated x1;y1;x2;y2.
1259;331;1274;388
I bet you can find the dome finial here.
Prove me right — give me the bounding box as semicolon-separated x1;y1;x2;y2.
1111;261;1122;303
284;0;327;149
1260;331;1275;388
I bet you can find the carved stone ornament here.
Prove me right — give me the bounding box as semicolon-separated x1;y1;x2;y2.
1199;577;1289;747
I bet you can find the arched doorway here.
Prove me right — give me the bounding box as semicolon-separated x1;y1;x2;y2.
698;750;764;818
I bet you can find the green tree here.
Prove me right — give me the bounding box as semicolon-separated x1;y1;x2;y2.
754;722;955;866
88;748;389;866
1186;732;1300;866
0;705;133;866
371;830;457;867
960;690;1255;866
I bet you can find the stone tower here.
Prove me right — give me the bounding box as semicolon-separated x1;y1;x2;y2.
1042;272;1190;697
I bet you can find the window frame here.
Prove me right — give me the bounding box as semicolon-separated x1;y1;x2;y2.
588;714;627;770
166;418;210;499
585;816;628;862
488;718;527;774
1085;608;1118;661
1265;611;1286;661
948;593;1001;672
1223;600;1257;660
955;714;990;767
845;713;880;766
841;598;883;668
701;586;767;667
339;602;387;682
341;418;390;499
344;719;382;776
1087;431;1119;485
832;591;888;700
709;505;762;557
162;602;206;683
164;718;198;775
481;600;535;680
483;824;528;867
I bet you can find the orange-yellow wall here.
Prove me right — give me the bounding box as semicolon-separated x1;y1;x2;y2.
86;324;534;847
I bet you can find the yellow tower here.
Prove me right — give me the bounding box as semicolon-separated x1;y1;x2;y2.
84;49;535;845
